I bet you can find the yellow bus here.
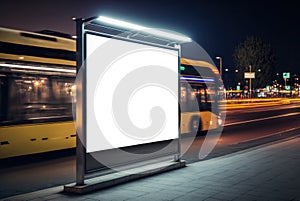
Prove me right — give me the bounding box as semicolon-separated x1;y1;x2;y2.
0;27;222;159
180;58;222;134
0;27;77;159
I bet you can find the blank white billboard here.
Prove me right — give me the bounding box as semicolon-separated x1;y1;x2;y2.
85;33;179;153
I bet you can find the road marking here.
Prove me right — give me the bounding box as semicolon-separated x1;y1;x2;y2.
224;112;300;127
233;127;300;145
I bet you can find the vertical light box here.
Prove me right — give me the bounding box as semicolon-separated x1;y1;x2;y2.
85;33;179;170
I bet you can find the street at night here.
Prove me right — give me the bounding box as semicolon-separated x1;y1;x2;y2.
183;101;300;163
1;1;300;200
1;102;300;199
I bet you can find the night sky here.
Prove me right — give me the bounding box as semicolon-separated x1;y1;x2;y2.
1;0;299;74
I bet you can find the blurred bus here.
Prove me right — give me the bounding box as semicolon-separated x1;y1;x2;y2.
180;58;222;134
0;27;76;159
0;27;222;159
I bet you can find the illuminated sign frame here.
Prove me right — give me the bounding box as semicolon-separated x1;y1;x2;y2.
85;33;179;154
72;17;184;187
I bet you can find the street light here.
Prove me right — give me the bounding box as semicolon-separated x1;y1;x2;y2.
216;56;222;78
96;16;192;43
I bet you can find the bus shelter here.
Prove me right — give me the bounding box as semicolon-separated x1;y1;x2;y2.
65;16;191;193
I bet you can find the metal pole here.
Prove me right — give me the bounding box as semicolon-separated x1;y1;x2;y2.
284;78;287;88
76;18;85;186
216;57;222;79
249;65;252;99
175;43;181;162
220;57;222;78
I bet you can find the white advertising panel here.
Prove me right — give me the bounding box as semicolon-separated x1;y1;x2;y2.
85;33;179;153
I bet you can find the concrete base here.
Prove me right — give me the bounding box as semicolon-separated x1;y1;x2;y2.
64;160;186;194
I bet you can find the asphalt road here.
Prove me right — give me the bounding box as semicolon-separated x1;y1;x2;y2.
182;103;300;163
1;102;300;199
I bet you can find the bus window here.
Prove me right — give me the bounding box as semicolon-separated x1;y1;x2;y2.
189;87;196;101
181;86;187;103
5;74;73;124
0;76;8;121
52;79;74;103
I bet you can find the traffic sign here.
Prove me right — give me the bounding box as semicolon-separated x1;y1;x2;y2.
283;72;290;79
244;72;255;79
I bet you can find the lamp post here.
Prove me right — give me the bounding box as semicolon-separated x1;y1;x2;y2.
224;68;229;89
235;69;239;90
249;65;252;98
216;56;222;78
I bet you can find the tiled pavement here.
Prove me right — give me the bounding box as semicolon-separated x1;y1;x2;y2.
3;136;300;201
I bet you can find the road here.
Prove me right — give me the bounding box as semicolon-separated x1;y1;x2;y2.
1;102;300;199
182;103;300;163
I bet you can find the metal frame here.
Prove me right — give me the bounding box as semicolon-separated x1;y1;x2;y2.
75;18;85;185
175;43;181;162
75;17;184;185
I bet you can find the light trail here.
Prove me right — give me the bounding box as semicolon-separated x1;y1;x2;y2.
225;104;300;114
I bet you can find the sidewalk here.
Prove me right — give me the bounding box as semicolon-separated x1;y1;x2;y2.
3;136;300;201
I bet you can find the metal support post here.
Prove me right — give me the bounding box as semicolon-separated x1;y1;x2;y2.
249;65;252;99
175;43;181;162
76;18;85;186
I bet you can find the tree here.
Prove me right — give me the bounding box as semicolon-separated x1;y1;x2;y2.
233;36;276;89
